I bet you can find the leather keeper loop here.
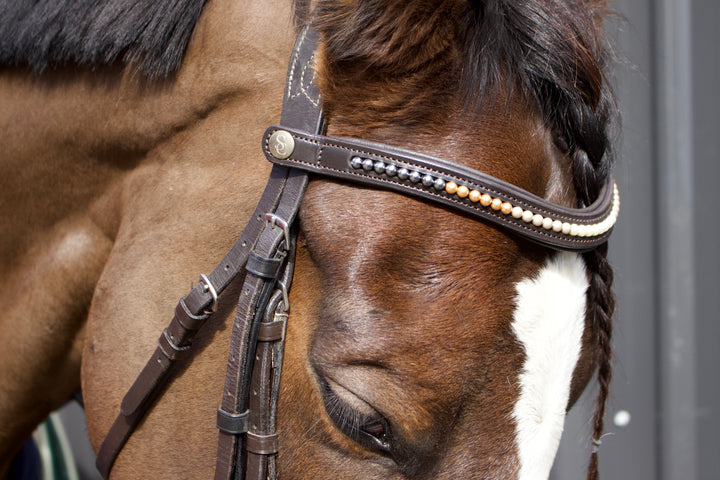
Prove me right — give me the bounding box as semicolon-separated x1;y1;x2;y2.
216;408;250;435
177;297;209;330
157;328;191;361
246;251;283;279
257;320;285;341
245;432;279;455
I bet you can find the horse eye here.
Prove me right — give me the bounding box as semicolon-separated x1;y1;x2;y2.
360;419;391;450
318;376;392;454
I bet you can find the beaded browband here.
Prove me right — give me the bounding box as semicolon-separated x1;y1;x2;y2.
261;126;619;252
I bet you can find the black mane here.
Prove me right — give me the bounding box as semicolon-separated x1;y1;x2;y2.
0;0;313;78
0;0;207;78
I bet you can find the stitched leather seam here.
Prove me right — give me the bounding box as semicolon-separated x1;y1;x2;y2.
264;133;603;245
269;128;611;224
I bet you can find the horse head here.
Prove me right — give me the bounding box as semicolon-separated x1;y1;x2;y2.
278;1;616;478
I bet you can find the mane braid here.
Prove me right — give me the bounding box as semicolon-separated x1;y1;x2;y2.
0;0;208;77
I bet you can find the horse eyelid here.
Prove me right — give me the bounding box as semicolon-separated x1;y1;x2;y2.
319;377;392;453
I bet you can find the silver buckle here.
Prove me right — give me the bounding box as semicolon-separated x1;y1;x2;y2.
199;273;218;314
264;213;291;250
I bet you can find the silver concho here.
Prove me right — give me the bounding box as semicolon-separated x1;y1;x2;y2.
268;130;295;159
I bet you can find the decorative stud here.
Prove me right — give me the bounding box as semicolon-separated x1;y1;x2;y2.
397;167;409;180
422;174;435;187
409;171;422;183
433;178;446;190
374;161;386;174
385;164;397;176
268;130;295;160
362;159;374;171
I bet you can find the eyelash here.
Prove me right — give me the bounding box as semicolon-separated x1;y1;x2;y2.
319;377;392;454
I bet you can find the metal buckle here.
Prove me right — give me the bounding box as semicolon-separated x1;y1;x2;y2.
199;273;218;314
277;278;290;313
264;213;291;250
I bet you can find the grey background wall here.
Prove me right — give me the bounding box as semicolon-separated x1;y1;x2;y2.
552;0;720;479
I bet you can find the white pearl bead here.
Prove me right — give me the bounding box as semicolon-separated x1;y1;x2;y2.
522;210;534;223
512;206;523;219
532;214;544;227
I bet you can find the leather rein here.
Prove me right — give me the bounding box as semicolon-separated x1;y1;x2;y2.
96;26;619;479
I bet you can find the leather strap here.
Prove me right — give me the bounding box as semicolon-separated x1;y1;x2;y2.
261;126;619;252
213;26;323;480
95;25;322;480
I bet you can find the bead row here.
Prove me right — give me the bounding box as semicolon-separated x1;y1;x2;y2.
350;156;448;191
350;156;620;238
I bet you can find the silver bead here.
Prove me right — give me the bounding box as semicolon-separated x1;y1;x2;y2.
385;164;397;176
373;161;386;174
397;167;409;180
351;157;363;169
422;174;435;187
409;170;422;183
433;178;446;190
362;159;374;171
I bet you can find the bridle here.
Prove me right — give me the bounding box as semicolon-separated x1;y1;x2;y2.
96;26;619;480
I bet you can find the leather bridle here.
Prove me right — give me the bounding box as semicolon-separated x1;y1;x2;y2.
96;26;618;480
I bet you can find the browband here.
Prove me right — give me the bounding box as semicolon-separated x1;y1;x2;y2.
261;126;619;252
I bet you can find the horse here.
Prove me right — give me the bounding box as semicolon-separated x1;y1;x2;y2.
0;0;618;479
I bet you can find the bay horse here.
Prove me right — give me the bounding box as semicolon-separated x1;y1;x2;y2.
0;0;617;479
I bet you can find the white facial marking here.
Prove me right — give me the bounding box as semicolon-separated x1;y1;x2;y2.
511;252;588;480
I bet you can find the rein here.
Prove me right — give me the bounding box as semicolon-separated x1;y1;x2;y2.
96;25;618;479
